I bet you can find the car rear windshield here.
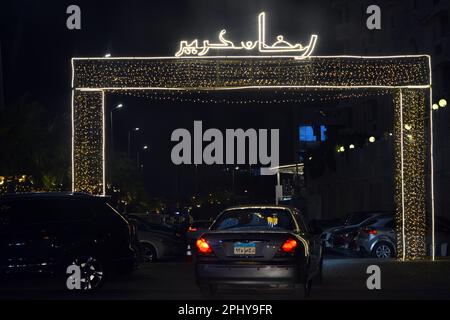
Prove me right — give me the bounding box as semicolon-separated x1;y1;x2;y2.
345;212;378;225
211;208;295;231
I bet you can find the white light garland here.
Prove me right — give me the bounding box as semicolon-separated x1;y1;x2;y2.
70;54;433;260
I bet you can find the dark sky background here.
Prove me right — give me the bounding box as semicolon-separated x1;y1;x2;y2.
1;0;337;107
0;0;355;202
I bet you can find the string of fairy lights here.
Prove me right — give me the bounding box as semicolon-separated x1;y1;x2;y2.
72;56;430;89
73;91;104;195
393;89;427;260
72;56;430;260
109;87;392;104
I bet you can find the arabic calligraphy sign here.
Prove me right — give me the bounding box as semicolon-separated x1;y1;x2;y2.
175;12;318;59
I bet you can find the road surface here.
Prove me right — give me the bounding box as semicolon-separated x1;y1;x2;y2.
1;256;450;300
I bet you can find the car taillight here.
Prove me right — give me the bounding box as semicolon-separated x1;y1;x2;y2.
188;226;198;232
363;227;377;235
281;238;298;253
196;238;212;254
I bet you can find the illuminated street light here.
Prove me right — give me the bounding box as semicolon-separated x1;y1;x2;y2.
128;127;142;157
349;144;355;149
369;136;376;143
432;103;439;110
137;145;149;171
439;98;447;108
105;53;111;57
110;104;125;151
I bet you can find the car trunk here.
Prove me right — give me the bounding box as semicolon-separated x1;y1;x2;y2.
201;231;298;262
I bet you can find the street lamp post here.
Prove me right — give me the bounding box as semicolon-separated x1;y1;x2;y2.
137;145;149;172
110;103;124;152
232;166;239;195
128;127;141;158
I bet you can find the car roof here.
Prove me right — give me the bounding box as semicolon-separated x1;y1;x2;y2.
223;205;297;212
0;192;108;201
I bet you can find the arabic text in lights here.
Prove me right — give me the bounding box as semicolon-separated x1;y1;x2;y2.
175;12;317;59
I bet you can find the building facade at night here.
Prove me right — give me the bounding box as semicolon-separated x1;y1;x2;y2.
307;0;450;220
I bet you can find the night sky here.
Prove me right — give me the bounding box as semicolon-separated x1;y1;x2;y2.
1;0;337;107
0;0;384;202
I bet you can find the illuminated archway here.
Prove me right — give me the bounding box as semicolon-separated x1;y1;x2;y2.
71;54;433;261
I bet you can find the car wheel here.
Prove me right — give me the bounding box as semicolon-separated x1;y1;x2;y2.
372;242;394;259
64;255;106;291
199;284;218;296
141;243;157;263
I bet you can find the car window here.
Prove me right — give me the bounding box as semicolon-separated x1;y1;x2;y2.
55;199;94;221
361;218;378;227
94;202;128;227
211;208;295;231
295;213;309;233
0;199;95;224
0;200;56;224
346;213;374;225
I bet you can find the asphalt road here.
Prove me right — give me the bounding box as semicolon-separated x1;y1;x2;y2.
1;256;450;300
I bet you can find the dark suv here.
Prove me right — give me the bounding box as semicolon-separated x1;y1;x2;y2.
0;193;138;290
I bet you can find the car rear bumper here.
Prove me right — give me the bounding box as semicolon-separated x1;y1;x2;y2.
196;263;302;285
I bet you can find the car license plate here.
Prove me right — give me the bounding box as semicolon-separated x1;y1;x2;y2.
234;242;256;255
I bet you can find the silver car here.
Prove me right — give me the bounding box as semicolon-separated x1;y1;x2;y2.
321;211;388;249
355;215;396;258
195;205;323;297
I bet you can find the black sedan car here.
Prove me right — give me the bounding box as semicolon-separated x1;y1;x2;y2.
194;205;323;297
0;192;138;290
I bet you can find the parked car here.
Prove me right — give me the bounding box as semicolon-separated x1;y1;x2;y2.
355;214;396;258
126;215;186;262
356;215;450;258
194;205;323;297
186;220;211;243
321;211;390;250
309;218;342;235
0;192;138;290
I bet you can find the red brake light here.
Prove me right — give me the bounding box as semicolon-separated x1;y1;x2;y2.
281;238;298;253
363;227;377;235
188;226;198;232
196;238;212;254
